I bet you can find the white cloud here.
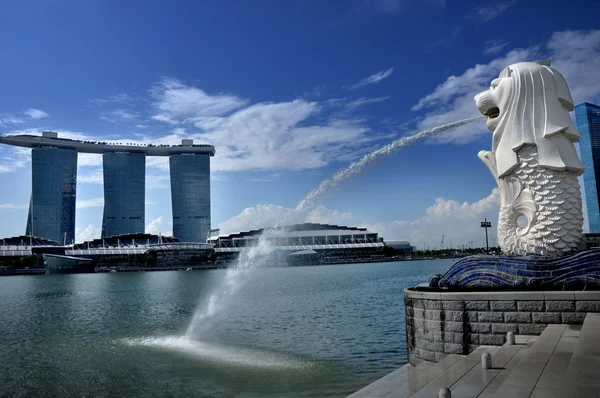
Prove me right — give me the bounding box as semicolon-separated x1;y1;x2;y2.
100;109;139;124
411;29;600;145
78;154;103;167
248;173;280;182
548;30;600;105
471;0;516;22
483;40;510;56
349;68;394;90
78;168;103;184
345;96;390;109
3;82;392;176
147;93;386;172
76;197;104;209
1;109;49;127
0;203;27;209
147;173;170;189
0;115;25;127
75;197;155;209
218;204;356;234
75;224;101;243
365;189;500;248
198;101;375;171
146;216;172;236
91;93;137;105
150;77;248;124
0;147;31;173
24;108;49;119
218;190;500;248
412;47;536;113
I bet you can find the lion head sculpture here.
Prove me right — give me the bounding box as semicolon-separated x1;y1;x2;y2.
474;60;584;178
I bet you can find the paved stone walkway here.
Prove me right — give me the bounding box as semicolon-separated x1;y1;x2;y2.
349;313;600;397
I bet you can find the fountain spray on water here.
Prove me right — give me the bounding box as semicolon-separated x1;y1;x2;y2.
185;116;483;338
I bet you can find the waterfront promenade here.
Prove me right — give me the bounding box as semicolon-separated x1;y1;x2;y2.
349;313;600;397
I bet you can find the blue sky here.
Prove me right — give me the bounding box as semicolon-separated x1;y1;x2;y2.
1;0;599;247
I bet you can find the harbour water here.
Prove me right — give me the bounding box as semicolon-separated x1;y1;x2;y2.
0;260;454;397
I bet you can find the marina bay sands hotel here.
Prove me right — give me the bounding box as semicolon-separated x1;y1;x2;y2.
0;131;215;244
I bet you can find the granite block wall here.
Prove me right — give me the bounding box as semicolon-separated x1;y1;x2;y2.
404;290;600;365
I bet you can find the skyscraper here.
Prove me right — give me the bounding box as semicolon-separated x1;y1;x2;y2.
25;146;77;244
0;133;214;243
576;102;600;233
102;152;146;237
170;152;211;242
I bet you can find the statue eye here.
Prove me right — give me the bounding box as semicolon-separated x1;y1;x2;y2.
490;78;502;90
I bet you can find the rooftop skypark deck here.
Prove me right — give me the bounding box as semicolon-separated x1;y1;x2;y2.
0;131;216;156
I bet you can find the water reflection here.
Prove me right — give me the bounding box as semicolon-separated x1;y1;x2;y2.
0;260;455;397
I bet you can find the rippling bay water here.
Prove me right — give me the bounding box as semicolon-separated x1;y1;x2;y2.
0;260;454;397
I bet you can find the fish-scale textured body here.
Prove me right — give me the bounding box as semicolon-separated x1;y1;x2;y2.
498;146;582;256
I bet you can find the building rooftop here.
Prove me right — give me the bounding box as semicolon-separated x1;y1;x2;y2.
209;223;373;240
72;233;180;249
0;132;215;156
1;235;62;247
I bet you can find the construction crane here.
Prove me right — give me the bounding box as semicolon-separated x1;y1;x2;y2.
440;234;444;250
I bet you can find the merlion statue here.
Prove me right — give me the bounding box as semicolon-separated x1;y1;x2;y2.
475;61;583;256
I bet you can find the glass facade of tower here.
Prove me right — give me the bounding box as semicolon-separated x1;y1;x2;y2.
25;147;77;244
576;102;600;233
102;152;145;237
170;153;211;242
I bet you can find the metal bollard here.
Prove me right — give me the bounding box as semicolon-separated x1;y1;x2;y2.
507;331;515;345
438;387;451;398
482;352;492;369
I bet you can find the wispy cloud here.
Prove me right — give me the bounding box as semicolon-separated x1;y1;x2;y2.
148;78;393;172
346;96;390;108
100;109;139;124
1;108;50;127
471;0;516;22
0;147;31;173
0;114;25;127
75;197;155;209
349;68;394;90
24;108;49;119
248;173;281;183
147;173;170;189
150;77;248;125
483;39;510;55
0;203;27;210
91;93;137;105
76;197;104;209
78;168;103;184
411;29;600;145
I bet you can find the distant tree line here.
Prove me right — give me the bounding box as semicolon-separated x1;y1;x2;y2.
0;255;40;269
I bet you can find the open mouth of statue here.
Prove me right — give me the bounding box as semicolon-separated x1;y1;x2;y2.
485;107;500;119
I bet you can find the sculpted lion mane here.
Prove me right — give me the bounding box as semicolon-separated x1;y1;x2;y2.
474;61;584;257
475;60;583;178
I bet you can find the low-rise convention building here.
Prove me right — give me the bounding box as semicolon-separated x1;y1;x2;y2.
209;223;384;252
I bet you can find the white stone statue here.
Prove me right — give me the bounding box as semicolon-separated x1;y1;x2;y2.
475;60;584;256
